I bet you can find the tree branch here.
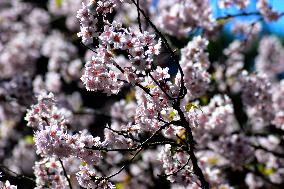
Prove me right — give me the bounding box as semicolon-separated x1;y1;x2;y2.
130;0;186;99
174;104;209;189
0;164;35;183
59;158;73;189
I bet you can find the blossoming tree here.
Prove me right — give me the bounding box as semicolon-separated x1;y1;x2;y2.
0;0;284;189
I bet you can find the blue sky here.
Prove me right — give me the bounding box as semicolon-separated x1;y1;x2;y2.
211;0;284;37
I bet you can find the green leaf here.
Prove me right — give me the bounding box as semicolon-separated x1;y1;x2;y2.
207;156;218;166
185;102;200;112
256;163;264;173
217;18;228;25
145;84;155;89
168;111;176;121
263;167;275;175
55;0;63;7
200;96;208;105
24;135;34;144
125;90;135;103
115;183;125;189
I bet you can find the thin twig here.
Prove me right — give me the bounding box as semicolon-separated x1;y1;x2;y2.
130;0;186;99
80;42;96;52
147;71;174;100
159;155;191;178
217;12;261;20
113;61;153;97
93;121;176;181
217;11;284;21
129;1;209;186
174;103;209;189
59;158;73;189
0;164;35;183
136;0;142;32
105;147;144;179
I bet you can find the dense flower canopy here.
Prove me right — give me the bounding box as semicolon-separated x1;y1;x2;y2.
0;0;284;189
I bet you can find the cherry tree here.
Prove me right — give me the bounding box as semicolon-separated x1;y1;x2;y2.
0;0;284;189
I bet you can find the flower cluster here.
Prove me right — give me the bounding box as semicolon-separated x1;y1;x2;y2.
81;21;161;95
257;0;281;21
153;0;216;37
1;0;284;189
25;93;102;164
240;72;274;127
99;23;161;71
77;164;116;189
180;36;211;100
255;36;284;79
158;144;194;185
81;47;124;95
0;180;17;189
77;0;125;44
76;1;98;44
193;95;234;132
212;134;254;168
218;0;250;9
34;157;70;189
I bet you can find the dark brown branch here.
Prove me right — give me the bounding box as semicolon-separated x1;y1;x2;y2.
59;158;73;189
128;1;209;186
147;71;174;100
136;0;142;32
105;126;141;142
159;154;191;178
130;0;186;99
88;140;179;152
174;103;209;189
216;11;284;21
113;61;153;97
0;164;35;183
91;121;176;182
80;42;96;52
217;12;262;21
105;147;144;180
